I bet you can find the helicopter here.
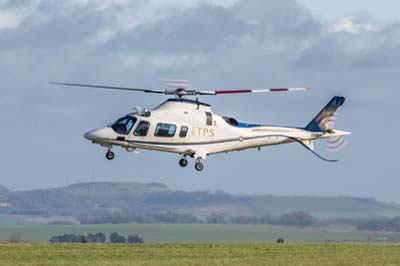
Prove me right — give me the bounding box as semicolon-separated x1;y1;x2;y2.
53;80;350;171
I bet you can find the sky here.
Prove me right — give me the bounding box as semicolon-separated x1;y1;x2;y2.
0;0;400;202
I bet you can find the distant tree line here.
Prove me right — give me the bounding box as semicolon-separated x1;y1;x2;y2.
49;232;143;244
80;212;200;224
80;211;321;227
207;211;320;227
47;220;75;225
357;217;400;232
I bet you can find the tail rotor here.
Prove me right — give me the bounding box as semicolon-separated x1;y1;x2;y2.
318;112;348;153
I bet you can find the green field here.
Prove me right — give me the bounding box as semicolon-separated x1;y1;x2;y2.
1;243;400;266
1;224;400;243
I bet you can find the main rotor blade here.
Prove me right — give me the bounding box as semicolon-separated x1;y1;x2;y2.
51;82;168;94
197;87;311;95
52;82;311;98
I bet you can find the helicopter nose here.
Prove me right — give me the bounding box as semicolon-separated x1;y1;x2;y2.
84;128;111;141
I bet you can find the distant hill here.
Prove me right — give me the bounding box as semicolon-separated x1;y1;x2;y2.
0;186;9;195
1;182;400;219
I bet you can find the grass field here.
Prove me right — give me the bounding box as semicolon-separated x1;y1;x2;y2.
1;224;400;243
0;243;400;266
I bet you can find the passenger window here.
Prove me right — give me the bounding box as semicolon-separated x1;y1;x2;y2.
134;121;150;137
206;112;213;126
179;126;188;138
155;123;176;137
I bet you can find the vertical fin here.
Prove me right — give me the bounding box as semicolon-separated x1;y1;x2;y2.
305;96;345;132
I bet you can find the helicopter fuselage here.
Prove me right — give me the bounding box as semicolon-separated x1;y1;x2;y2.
84;98;349;170
53;81;350;171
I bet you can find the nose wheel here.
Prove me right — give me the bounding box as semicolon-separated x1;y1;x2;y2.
106;150;115;160
179;157;188;168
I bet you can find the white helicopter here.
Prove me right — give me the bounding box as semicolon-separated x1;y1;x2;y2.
53;80;350;171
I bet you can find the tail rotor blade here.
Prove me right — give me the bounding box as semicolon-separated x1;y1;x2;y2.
326;136;347;153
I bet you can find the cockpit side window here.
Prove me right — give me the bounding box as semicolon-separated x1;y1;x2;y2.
179;126;188;138
111;116;137;135
155;123;176;137
134;121;150;137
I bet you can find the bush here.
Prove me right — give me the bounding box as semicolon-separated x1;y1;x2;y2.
127;234;143;244
94;232;106;243
49;232;142;243
109;232;126;243
49;234;84;243
49;232;106;243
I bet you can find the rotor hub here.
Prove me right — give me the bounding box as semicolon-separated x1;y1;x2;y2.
174;88;187;99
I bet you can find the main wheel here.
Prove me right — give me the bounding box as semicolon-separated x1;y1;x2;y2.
195;162;204;172
179;158;188;168
106;151;115;160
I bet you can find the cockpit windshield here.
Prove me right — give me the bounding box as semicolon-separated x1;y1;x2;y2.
111;116;137;135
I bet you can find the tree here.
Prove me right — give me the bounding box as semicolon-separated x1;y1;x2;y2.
278;211;318;227
127;234;143;244
49;236;59;243
109;232;126;243
86;234;97;243
49;234;86;243
260;215;274;225
94;232;106;243
206;213;227;224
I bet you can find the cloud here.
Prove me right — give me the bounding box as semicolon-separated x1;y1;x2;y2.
62;0;130;10
0;10;26;29
0;0;35;30
1;0;399;106
328;16;381;34
298;18;400;72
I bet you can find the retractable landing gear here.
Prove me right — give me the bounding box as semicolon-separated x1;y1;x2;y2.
194;158;204;172
179;157;188;168
106;149;115;160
